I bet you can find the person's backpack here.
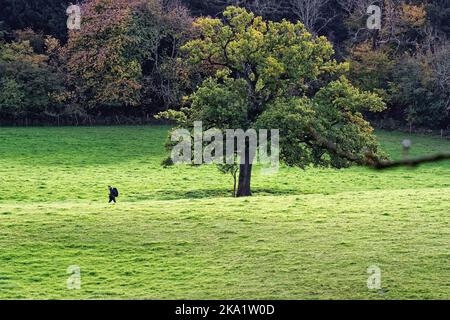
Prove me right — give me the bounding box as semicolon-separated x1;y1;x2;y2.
112;188;119;197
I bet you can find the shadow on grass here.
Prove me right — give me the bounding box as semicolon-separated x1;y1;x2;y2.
152;187;303;200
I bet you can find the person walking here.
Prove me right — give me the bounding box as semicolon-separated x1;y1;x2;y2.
108;186;119;203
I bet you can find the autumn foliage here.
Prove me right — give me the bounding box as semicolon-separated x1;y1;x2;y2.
0;0;449;128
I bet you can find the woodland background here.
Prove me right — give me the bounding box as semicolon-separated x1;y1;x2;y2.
0;0;449;132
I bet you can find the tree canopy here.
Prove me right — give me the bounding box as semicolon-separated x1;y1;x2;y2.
160;6;386;196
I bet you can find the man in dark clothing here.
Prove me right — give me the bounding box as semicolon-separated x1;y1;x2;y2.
108;186;118;203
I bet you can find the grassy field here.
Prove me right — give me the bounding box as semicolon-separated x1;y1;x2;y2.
0;126;449;299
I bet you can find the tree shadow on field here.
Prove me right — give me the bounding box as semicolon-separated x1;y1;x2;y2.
153;187;301;200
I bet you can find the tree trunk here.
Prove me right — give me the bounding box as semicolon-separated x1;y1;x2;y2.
237;162;252;197
236;140;255;197
232;170;237;198
372;29;379;50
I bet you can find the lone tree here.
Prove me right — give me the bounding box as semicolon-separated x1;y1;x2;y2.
159;6;386;197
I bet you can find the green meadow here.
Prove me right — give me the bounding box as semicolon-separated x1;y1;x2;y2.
0;126;449;299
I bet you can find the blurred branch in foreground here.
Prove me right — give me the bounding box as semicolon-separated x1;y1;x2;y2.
309;128;450;170
371;153;450;170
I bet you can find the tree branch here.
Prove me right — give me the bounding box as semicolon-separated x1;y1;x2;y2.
308;127;450;170
371;153;450;170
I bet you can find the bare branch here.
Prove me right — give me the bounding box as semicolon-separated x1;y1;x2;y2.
371;153;450;170
309;127;450;171
287;0;335;34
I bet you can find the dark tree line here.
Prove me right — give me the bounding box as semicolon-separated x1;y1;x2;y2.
0;0;71;42
1;0;450;130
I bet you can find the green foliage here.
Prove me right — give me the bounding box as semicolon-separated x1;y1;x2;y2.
0;0;70;41
314;76;385;113
188;75;250;129
217;162;239;197
348;43;395;102
1;0;449;128
255;97;317;167
344;1;450;130
138;1;195;110
166;6;385;178
61;0;193;112
182;6;345;105
388;46;450;129
0;78;25;115
0;37;64;120
256;78;386;169
62;0;143;108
